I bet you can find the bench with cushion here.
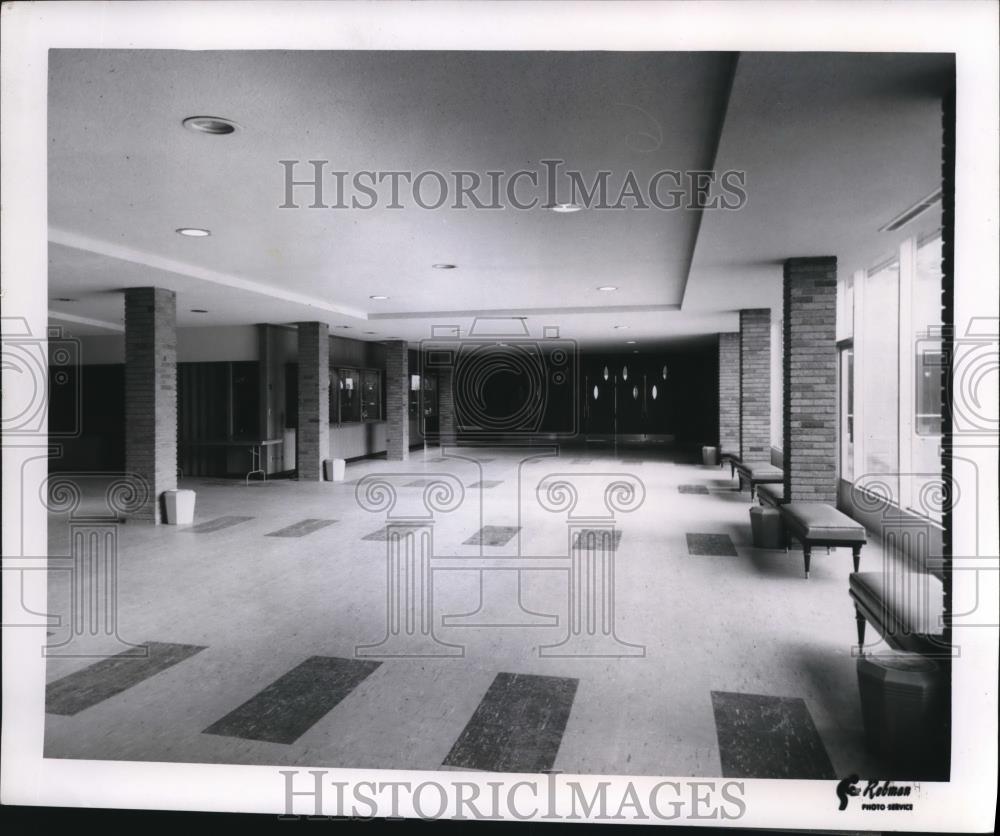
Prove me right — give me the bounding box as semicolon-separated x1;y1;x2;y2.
779;502;867;578
757;482;785;508
735;462;784;499
849;568;945;654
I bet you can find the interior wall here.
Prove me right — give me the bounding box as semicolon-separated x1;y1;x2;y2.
437;343;719;451
52;333;723;475
48;364;125;472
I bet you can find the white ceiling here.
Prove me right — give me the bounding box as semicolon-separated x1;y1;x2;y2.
47;49;951;347
684;51;951;314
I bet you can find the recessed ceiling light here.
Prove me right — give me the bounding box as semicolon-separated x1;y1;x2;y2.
190;308;208;313
364;331;377;335
551;203;583;213
369;295;389;300
182;116;239;135
632;350;639;354
432;263;457;270
597;285;618;292
626;340;636;345
176;227;211;237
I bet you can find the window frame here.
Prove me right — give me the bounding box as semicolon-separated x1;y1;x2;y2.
842;227;944;525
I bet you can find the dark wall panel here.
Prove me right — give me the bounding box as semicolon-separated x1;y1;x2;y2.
48;364;125;472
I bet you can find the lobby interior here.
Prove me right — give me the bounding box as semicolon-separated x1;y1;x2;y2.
38;49;955;780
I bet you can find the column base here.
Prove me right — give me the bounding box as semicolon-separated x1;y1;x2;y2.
442;569;557;627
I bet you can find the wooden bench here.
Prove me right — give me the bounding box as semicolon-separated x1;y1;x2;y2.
779;502;867;578
719;450;741;477
757;482;785;508
849;567;946;654
735;462;784;499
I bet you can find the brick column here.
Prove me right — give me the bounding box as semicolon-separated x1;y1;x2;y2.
782;257;838;503
257;324;284;474
438;367;456;446
718;332;739;452
124;287;176;523
296;322;329;480
385;340;409;461
739;308;771;463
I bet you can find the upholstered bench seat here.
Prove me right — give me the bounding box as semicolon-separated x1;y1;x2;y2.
757;482;785;507
736;462;784;498
849;570;945;654
779;502;867;578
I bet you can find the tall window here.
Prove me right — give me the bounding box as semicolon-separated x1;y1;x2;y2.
842;228;944;524
840;347;854;480
902;234;944;521
860;259;900;503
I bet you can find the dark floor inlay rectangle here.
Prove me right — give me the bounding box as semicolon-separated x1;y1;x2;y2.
572;529;623;551
570;458;592;465
443;672;578;772
469;480;504;489
463;525;520;546
46;641;207;716
203;656;381;744
363;525;425;541
265;519;338;538
678;484;709;495
404;478;434;487
711;691;835;780
686;532;738;556
187;515;254;533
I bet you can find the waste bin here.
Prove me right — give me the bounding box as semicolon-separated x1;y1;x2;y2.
749;505;784;548
857;653;943;769
164;489;196;525
702;445;719;466
323;458;346;482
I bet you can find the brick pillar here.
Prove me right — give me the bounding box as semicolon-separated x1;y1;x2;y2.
438;367;456;446
385;340;409;461
782;257;838;503
124;287;176;523
257;324;284;474
296;322;329;480
718;332;739;452
739;308;771;463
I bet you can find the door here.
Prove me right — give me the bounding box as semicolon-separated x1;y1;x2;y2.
616;360;644;435
645;361;670;434
584;360;615;435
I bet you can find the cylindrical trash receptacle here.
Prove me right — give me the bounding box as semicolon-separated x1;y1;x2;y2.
702;445;719;467
322;458;346;482
857;653;943;769
749;505;783;549
164;489;196;525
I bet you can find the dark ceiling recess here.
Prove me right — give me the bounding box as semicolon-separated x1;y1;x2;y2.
879;189;943;232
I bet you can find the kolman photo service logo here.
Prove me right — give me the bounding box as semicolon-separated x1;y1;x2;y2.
836;776;916;812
